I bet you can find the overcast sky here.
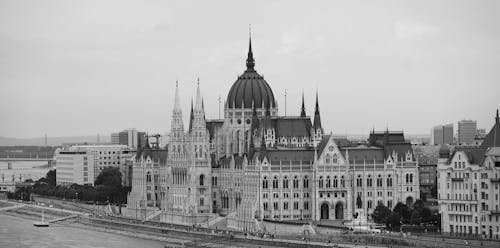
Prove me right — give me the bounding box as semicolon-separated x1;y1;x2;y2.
1;0;499;138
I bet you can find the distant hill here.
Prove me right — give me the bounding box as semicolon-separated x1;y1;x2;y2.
0;135;110;146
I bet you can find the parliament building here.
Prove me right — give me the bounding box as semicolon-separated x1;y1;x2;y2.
127;38;420;230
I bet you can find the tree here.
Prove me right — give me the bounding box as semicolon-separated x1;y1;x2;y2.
95;167;122;188
393;202;411;222
372;203;392;224
46;169;56;186
386;212;402;230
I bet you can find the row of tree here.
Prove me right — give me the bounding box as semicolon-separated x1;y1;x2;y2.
12;167;131;204
371;200;439;229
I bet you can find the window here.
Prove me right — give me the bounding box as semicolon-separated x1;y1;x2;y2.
263;202;269;211
303;176;309;188
319;176;324;188
273;176;278;189
326;176;331;188
283;176;289;189
263;177;268;189
199;174;205;186
293;176;299;188
304;201;309;210
357;175;362;187
283;202;289;210
294;202;299;210
367;175;372;187
341;176;345;187
333;176;338;188
273;202;279;211
377;174;383;187
200;198;204;206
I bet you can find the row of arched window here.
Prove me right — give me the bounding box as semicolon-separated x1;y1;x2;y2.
355;174;393;188
319;175;345;188
263;176;309;189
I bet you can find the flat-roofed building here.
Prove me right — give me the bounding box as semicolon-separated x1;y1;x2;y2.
55;144;133;186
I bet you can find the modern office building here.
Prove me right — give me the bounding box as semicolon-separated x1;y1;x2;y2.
111;129;146;149
458;120;477;145
437;110;500;239
55;144;134;186
431;124;454;145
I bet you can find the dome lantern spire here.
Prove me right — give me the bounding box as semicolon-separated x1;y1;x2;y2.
246;26;255;71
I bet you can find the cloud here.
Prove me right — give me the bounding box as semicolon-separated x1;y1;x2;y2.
393;21;439;39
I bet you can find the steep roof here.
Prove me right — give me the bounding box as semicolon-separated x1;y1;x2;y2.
274;117;312;138
135;148;168;163
480;109;500;148
264;149;315;162
317;135;331;154
340;146;385;164
453;146;487;165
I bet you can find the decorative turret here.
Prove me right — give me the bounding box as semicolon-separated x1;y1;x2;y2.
300;92;306;117
313;92;322;133
171;81;184;134
312;92;323;146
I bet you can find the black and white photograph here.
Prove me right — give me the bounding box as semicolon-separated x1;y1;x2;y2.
0;1;499;247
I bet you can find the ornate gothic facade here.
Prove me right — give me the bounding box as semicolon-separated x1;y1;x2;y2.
127;38;420;229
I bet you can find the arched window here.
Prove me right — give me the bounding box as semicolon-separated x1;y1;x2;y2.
387;175;393;187
319;176;324;188
263;176;268;189
146;172;152;182
406;174;409;183
325;155;330;164
332;154;338;164
356;175;362;187
273;176;278;189
367;175;372;187
377;174;383;187
199;174;205;186
293;176;299;188
333;176;338;188
303;176;309;188
326;176;331;188
409;174;413;183
340;176;345;188
283;176;289;189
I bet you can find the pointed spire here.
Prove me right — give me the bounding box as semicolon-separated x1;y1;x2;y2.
496;109;499;124
313;91;322;132
300;91;306;117
195;78;203;110
189;98;194;131
246;29;255;71
174;80;181;111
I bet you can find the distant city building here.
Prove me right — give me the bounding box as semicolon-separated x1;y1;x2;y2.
110;129;146;149
458;120;477;145
55;144;134;186
437;110;500;239
431;124;454;145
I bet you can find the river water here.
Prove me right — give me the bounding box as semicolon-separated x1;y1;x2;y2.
0;161;51;182
0;214;166;248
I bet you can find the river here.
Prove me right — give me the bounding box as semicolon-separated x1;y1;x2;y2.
0;161;52;182
0;214;166;248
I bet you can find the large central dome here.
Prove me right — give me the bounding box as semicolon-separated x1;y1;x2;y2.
226;39;276;109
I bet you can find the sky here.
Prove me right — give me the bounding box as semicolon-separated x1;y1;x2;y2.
0;0;499;139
